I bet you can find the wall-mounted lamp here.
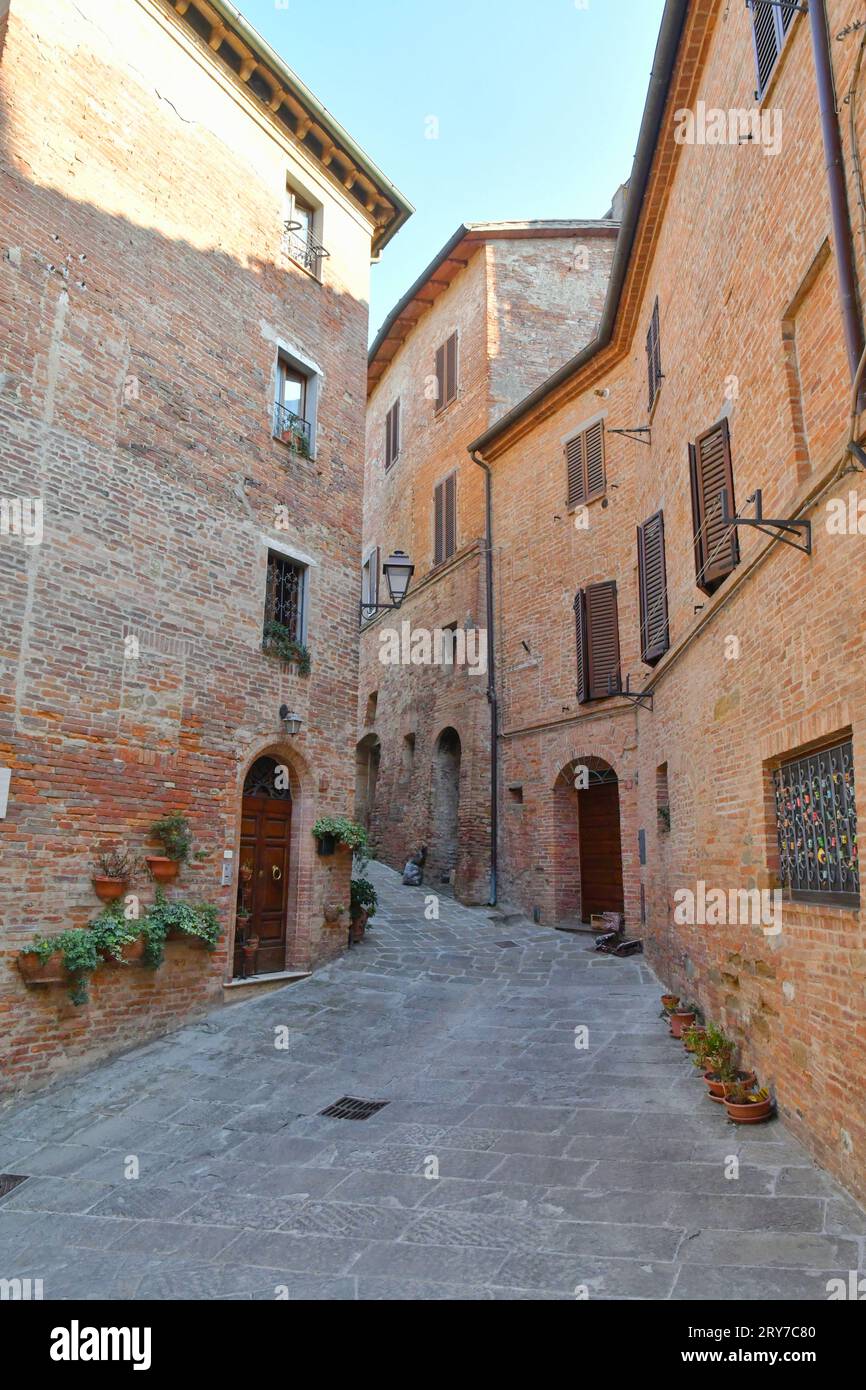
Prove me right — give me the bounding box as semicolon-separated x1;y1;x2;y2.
279;705;303;736
359;548;415;624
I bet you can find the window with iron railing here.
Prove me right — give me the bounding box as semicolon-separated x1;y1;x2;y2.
282;192;329;278
773;739;859;906
264;551;305;643
273;359;313;456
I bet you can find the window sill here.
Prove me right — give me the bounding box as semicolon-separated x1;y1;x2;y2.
434;394;460;420
272;432;316;463
567;492;607;515
284;253;324;286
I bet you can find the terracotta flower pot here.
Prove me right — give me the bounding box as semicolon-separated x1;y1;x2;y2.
18;952;69;986
92;876;128;902
661;994;680;1011
704;1069;755;1102
351;910;368;943
724;1094;774;1125
145;855;180;883
101;936;145;965
669;1010;695;1038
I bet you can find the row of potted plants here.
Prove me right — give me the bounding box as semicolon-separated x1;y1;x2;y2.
18;892;219;1006
91;813;207;900
661;994;775;1124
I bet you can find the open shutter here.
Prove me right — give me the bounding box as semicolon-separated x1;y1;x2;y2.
566;434;586;507
690;418;739;594
444;472;457;558
434;480;445;564
646;299;661;412
574;590;589;703
750;1;784;98
434;344;445;411
371;545;380;607
575;582;620;702
445;332;458;404
637;510;669;665
385;400;400;467
585;421;605;498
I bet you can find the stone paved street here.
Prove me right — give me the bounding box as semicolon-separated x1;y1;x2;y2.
0;863;864;1301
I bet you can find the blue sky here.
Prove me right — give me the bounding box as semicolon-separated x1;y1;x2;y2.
240;0;667;337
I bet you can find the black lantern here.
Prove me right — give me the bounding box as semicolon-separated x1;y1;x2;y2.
359;549;414;622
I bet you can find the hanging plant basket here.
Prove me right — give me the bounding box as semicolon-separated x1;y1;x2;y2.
18;951;69;986
92;876;128;903
145;855;180;884
100;936;145;965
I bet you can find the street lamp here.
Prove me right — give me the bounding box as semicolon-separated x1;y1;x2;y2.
279;705;303;735
359;549;415;623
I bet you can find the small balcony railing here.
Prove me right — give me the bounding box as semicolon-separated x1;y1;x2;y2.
273;402;313;457
282;222;330;277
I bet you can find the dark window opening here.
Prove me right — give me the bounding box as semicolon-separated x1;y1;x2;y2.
264;551;304;643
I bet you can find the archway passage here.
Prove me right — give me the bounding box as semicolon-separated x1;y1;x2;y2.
355;733;381;831
236;756;292;977
577;763;624;921
429;727;461;887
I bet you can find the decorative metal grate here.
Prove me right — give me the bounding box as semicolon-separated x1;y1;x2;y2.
0;1174;29;1201
282;224;330;276
272;401;312;455
773;739;859;905
265;551;302;640
319;1097;389;1121
243;756;292;800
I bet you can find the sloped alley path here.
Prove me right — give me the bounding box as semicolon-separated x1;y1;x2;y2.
0;863;864;1300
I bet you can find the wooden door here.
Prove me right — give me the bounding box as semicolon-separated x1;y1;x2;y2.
235;793;292;977
578;779;624;920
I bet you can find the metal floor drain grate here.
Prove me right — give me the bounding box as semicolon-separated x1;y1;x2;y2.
319;1096;390;1121
0;1174;29;1201
496;940;518;948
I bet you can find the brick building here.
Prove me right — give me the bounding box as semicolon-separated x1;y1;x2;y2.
0;0;409;1095
467;0;866;1205
358;220;618;900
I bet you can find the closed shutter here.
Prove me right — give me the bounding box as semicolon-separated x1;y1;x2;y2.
575;581;621;702
434;344;445;411
690;418;740;594
434;479;445;564
444;471;456;558
646;298;662;412
750;0;787;98
565;420;605;507
385;400;400;468
637;510;669;665
445;332;458;404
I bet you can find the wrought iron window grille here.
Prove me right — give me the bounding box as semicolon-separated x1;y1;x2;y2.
773;740;859;905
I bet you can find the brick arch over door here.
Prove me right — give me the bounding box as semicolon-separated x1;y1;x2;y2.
551;754;624;926
231;738;315;976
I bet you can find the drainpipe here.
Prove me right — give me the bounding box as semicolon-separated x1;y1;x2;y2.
810;0;865;390
470;450;498;906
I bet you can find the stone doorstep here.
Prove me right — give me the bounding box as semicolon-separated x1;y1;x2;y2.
222;971;311;1003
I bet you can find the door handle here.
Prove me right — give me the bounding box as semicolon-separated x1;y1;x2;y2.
272;865;282;881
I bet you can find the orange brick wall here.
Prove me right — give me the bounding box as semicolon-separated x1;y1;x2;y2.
0;0;380;1095
489;1;866;1204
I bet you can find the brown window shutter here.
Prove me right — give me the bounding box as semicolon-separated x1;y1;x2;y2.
445;331;458;404
637;510;669;665
385;406;393;468
646;299;661;412
690;418;739;594
566;434;586;507
393;400;400;459
434;480;445;564
584;422;605;498
444;472;457;558
574;589;589;703
751;0;783;98
566;421;605;507
575;581;620;702
434;344;445;411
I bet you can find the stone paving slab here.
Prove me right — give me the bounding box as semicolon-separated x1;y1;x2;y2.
0;861;864;1301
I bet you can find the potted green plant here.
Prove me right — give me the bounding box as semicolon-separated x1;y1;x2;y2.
262;620;311;675
18;929;100;1005
682;1022;707;1055
88;903;145;964
349;876;377;943
724;1081;774;1125
661;992;680;1012
312;816;369;858
146;812;192;883
143;891;220;968
91;847;134;902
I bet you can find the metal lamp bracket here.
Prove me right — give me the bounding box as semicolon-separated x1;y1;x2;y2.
720;488;812;555
608;426;652;446
608;672;654;712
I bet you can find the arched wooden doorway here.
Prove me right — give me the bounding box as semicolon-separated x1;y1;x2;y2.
553;756;624;924
236;756;292;977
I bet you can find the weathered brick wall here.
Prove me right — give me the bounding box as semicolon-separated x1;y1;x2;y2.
491;0;866;1204
360;228;617;901
0;0;378;1095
